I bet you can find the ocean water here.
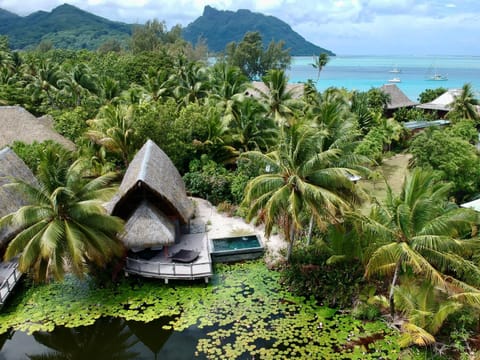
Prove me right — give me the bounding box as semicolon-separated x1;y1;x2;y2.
287;55;480;102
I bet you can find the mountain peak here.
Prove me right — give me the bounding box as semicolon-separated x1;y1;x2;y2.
184;6;334;56
0;4;132;50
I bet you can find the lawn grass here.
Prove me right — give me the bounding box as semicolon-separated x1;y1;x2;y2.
360;153;412;213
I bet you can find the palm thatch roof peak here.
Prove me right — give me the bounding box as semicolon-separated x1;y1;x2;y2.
0;106;75;150
380;84;417;109
0;147;38;248
108;140;194;224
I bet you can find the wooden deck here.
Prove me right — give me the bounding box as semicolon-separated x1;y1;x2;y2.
0;259;22;309
125;232;212;283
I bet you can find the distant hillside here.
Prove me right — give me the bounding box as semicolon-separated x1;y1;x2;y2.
183;6;334;56
0;8;19;22
0;4;132;50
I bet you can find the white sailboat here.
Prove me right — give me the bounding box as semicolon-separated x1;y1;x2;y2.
428;73;448;81
426;65;448;81
389;65;401;74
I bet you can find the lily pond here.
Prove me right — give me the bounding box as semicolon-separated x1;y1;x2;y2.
0;261;401;359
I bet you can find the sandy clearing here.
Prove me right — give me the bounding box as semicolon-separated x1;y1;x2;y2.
191;197;287;262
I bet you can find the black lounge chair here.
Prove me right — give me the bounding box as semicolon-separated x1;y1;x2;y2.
170;249;199;263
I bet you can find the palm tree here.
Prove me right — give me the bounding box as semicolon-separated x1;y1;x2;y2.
312;53;330;82
140;68;174;102
350;169;480;317
242;122;363;261
25;60;61;107
172;56;209;106
0;149;124;283
256;69;299;125
394;280;463;347
86;104;138;168
99;76;122;105
449;83;479;123
305;90;369;243
57;63;99;107
207;62;248;123
228;97;278;152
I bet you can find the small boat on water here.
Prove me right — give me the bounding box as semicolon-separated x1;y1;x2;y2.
389;66;401;73
428;73;448;81
426;65;448;81
388;77;401;83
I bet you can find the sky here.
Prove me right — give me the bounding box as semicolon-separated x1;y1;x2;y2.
0;0;479;55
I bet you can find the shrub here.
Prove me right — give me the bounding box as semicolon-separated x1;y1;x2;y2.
281;246;364;308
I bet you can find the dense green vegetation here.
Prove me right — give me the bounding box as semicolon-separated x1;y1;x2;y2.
0;24;480;358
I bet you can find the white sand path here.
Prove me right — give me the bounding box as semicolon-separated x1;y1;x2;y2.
192;197;287;262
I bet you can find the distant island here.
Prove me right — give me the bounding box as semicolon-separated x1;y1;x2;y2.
0;4;334;56
183;6;334;56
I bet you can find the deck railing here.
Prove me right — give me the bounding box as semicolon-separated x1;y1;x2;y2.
0;262;22;307
125;258;213;282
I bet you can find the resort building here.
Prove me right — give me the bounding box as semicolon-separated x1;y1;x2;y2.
416;88;462;118
402;119;450;134
0;106;74;150
0;148;36;307
380;84;417;117
107;140;213;283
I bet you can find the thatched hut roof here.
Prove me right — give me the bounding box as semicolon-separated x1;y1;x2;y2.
380;84;417;109
121;201;175;249
0;106;74;150
108;140;194;224
0;147;38;248
246;82;304;100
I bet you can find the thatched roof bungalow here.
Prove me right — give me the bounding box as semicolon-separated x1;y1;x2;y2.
0;106;74;150
0;148;38;253
380;84;417;117
108;140;194;250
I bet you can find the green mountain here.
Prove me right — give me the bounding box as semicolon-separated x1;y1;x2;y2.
0;8;19;22
183;6;334;56
0;4;334;55
0;4;132;50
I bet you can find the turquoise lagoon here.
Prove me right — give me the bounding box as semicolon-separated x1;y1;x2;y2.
288;55;480;101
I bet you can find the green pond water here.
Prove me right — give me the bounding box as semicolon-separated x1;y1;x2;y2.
0;261;401;359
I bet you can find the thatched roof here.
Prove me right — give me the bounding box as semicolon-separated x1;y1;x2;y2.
121;201;175;249
0;106;74;150
416;89;462;112
380;84;417;109
0;147;38;248
246;82;305;100
108;140;194;224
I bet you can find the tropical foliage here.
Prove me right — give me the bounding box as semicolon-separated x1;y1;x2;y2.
0;22;479;357
0;145;124;282
242;122;365;260
350;169;480;318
